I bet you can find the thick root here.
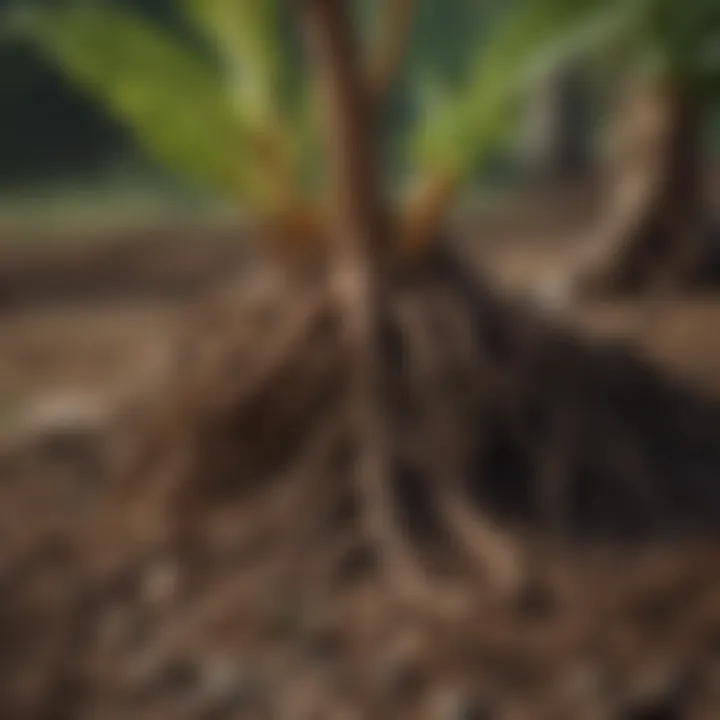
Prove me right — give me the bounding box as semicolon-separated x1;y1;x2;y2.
95;242;720;610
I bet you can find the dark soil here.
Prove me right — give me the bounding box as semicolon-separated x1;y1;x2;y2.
2;196;720;719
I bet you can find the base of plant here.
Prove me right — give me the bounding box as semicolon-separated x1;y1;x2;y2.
95;240;720;607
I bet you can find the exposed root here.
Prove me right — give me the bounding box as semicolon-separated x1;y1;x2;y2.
5;240;720;719
88;241;720;615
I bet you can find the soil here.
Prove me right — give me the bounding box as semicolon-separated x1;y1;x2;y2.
2;192;720;719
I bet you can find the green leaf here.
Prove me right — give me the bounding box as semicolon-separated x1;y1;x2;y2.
186;0;282;124
409;0;646;180
186;0;315;203
18;3;262;203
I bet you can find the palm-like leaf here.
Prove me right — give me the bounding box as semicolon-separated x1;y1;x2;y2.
410;0;646;180
11;0;720;239
187;0;320;206
186;0;282;123
16;3;294;211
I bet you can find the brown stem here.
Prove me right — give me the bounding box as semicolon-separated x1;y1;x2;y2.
399;172;458;255
302;0;435;603
302;0;388;260
367;0;416;105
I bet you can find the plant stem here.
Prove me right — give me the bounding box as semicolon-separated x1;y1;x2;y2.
302;0;433;602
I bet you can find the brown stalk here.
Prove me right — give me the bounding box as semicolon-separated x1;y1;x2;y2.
399;172;459;254
366;0;416;104
301;0;441;605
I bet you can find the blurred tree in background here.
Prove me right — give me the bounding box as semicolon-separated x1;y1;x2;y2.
517;61;595;183
527;0;720;295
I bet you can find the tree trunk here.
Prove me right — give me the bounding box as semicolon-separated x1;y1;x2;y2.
519;63;592;184
567;79;713;297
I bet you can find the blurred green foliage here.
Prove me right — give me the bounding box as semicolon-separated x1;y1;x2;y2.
3;0;499;196
2;0;720;200
6;0;554;208
412;0;720;180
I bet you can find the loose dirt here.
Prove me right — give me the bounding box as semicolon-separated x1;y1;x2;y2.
2;197;720;719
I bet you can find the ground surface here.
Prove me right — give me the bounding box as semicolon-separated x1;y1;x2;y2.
1;192;720;719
